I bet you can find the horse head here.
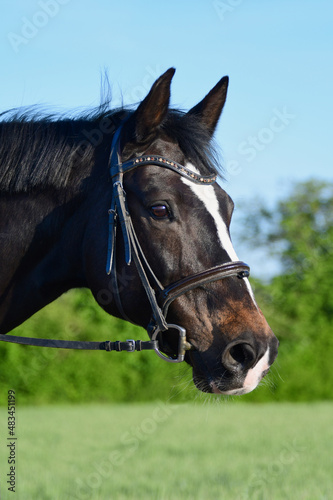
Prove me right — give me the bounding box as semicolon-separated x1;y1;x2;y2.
85;68;278;395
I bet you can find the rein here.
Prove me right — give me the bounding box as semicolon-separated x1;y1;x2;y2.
0;122;250;363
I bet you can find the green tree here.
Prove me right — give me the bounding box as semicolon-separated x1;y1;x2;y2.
241;180;333;401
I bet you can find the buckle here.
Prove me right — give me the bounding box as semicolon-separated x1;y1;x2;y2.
113;180;123;189
126;339;136;352
151;324;192;363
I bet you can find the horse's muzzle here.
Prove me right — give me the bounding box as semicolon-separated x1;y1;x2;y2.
189;334;279;395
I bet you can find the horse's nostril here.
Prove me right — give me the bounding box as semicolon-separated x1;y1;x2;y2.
222;341;257;372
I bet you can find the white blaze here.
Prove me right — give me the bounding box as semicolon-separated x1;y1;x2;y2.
181;164;258;307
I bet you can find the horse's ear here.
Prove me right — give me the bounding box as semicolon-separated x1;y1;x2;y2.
133;67;175;143
188;76;229;137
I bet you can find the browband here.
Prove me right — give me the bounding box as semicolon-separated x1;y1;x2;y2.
112;155;217;185
108;122;217;185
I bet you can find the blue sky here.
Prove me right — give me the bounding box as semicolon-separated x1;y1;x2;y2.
1;0;332;276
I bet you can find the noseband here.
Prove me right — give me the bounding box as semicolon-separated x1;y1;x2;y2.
106;123;250;362
0;121;250;362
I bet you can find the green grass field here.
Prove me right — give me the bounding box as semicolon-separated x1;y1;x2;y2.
0;402;332;500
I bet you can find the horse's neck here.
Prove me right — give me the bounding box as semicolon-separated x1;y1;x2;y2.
0;191;86;333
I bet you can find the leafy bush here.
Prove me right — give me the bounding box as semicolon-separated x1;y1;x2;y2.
0;289;192;405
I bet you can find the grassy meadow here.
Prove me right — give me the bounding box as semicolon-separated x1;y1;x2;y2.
0;402;332;500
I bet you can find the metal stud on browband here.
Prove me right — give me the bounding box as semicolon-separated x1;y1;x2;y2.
113;155;217;185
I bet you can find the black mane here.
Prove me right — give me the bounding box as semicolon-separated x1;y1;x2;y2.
0;105;223;194
0;106;124;193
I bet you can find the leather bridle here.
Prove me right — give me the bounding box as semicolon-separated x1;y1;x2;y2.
105;123;250;362
0;121;250;362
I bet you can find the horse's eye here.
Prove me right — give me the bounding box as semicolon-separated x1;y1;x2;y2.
150;204;170;219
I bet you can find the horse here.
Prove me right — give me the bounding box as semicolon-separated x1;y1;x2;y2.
0;68;278;395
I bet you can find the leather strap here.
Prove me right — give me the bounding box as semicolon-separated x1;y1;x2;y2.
0;334;158;351
113;155;217;185
113;180;132;265
159;261;250;318
127;217;168;331
106;199;117;275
